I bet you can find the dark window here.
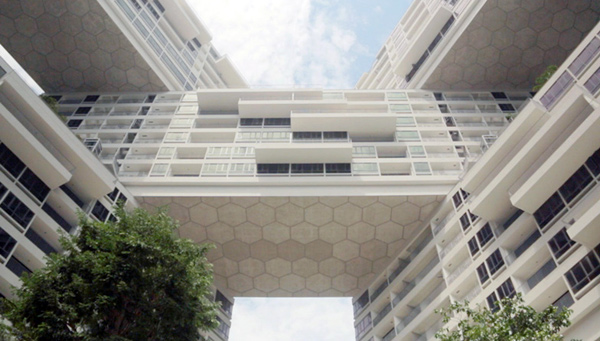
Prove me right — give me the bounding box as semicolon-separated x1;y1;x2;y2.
533;192;565;229
468;237;480;256
107;188;120;202
486;249;505;275
514;230;541;257
6;257;31;277
18;169;49;202
215;290;233;316
291;164;323;174
0;227;16;258
469;210;479;223
42;203;74;233
145;95;156;103
476;223;493;247
585;149;600;176
257;164;289;174
0;184;5;198
325;163;351;174
353;290;370;315
565;250;600;294
355;313;372;339
240;118;263;126
0;144;26;178
60;185;84;208
434;92;444;101
553;292;574;310
140;106;150;115
527;259;556;289
491;92;507;99
25;228;56;255
459;213;471;231
461;189;470;200
293;132;321;141
440;16;455;34
91;201;109;222
74;107;91;115
264;118;290;126
215;316;230;339
487;292;499;312
153;0;165;13
117;193;127;204
67;119;83;128
502;209;523;230
559;166;593;203
477;263;489;284
193;38;202;48
497;278;515;300
323;131;348;140
498;103;515;112
438;104;449;113
452;191;462;209
1;193;34;228
548;228;576;259
83;95;99;103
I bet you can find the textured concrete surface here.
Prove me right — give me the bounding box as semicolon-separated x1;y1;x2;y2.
141;195;445;297
0;0;168;92
424;0;600;90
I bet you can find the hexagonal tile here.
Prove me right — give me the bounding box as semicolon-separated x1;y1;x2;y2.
280;274;305;293
222;240;250;262
126;68;149;88
492;27;514;49
63;68;84;88
360;239;388;261
305;203;333;226
346;258;372;277
529;8;553;32
254;274;279;292
277;240;304;261
377;196;407;207
319;197;347;208
21;1;45;18
506;8;530;31
291;222;319;244
391;202;420;225
289;197;319;208
81;12;105;35
230;197;260;208
247;203;275;226
275;203;304;226
305;240;333;262
292;258;318;277
537;28;559;50
348;222;375;243
260;197;289;208
217;204;246;227
250;240;278;261
375;221;403;242
234;222;263;244
363;203;391;226
348;196;378;207
358;273;376;289
332;240;359;261
228;273;253;293
14;16;38;37
559;30;582;50
319;258;345;277
239;258;265;277
263;222;290;244
9;33;33;55
202;197;230;208
482;8;507;31
178;222;207;242
111;48;135;70
468;27;492;49
332;274;357;292
266;259;292;277
476;46;500;67
190;203;218;226
333;203;362;226
206;222;235;244
66;0;89;16
105;68;127;87
213;258;238;277
306;274;331;292
0;15;16;37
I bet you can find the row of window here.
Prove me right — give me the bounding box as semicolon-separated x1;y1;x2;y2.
534;149;600;230
476;249;505;285
467;223;494;257
486;278;516;311
0;144;49;203
565;244;600;295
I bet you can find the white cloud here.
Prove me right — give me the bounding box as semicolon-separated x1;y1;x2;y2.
189;0;367;88
228;298;355;341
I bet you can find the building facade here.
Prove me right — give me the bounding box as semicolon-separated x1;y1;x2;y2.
0;1;600;341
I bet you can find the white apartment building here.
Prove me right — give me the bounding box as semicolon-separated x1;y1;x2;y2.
0;1;600;341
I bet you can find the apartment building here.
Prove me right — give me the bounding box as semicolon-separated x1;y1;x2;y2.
0;0;599;341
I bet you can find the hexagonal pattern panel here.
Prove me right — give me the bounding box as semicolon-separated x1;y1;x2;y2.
0;0;167;92
423;0;600;90
141;195;443;297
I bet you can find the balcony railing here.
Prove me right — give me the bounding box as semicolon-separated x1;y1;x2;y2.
373;303;392;326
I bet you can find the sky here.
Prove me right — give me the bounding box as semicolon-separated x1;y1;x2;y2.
190;0;412;88
186;1;412;340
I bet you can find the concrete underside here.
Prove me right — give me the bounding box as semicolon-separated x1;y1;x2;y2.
0;0;168;92
423;0;600;90
139;195;445;297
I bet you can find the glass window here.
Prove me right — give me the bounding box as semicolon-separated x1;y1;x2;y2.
236;131;262;142
170;118;194;128
565;250;600;294
408;146;425;158
387;92;407;101
257;164;289;174
352;163;379;175
468;237;480;256
476;223;494;248
156;147;175;159
0;226;16;258
352;146;376;157
548;228;576;260
264;118;291;126
569;37;600;77
231;147;255;158
215;290;233;316
1;193;34;228
355;313;372;339
585;67;600;94
477;263;489;284
540;72;574;109
18;169;50;202
206;147;231;159
497;278;515;300
396;131;420;141
486;249;505;275
396;117;415;126
0;144;26;178
459;213;471;231
585;149;600;176
67;119;83;128
291;164;324;174
533;192;565;229
262;131;290;141
487;292;499;312
353;290;370;315
413;162;431;175
240;118;263;127
559;166;593;203
229;163;255;175
390;104;411;112
452;191;463;209
293;132;321;141
326;163;351;174
323;132;348;140
91;201;109;222
202;163;229;175
150;163;169;176
164;132;188;142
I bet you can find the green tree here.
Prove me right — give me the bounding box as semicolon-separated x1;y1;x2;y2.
39;94;66;122
435;294;571;341
532;65;558;92
0;206;218;340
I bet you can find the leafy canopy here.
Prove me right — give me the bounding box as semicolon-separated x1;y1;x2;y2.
435;294;571;341
1;206;218;340
532;65;558;92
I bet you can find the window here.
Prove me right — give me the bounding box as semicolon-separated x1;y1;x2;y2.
236;131;262;142
107;188;120;202
585;67;600;94
459;213;471;231
67;119;83;128
498;103;515;112
396;131;420;141
569;37;600;77
18;169;50;202
468;237;480;256
387;92;407;101
540;72;574;109
240;118;263;126
352;146;376;157
491;92;507;99
1;193;34;228
326;163;351;174
585;149;600;176
170;118;194;128
157;147;176;159
215;291;233;316
264;118;290;126
164;132;188;143
452;191;463;209
352;163;379;175
353;290;369;315
476;223;494;248
0;144;26;178
565;249;600;294
408;146;425;158
533;192;565;229
390;104;411;112
202;163;229;175
323;131;348;141
150;163;169;176
91;201;109;221
413;162;431;175
231;147;255;158
486;249;505;275
496;278;515;300
74;107;91;115
83;95;99;103
0;227;16;258
229;163;255;175
553;292;574;311
206;147;232;159
548;228;576;259
261;131;290;141
355;313;372;339
291;164;323;174
558;165;593;202
514;230;541;257
257;164;289;174
396;117;415;126
215;316;230;339
487;292;499;312
293;132;321;141
477;263;489;284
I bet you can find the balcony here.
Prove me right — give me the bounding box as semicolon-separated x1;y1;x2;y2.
373;303;392;326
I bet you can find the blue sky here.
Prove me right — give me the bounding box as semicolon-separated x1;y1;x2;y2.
187;1;412;340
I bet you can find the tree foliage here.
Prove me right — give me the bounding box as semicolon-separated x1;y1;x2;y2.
0;206;218;340
532;65;558;92
435;294;571;341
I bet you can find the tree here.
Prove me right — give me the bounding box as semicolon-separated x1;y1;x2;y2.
435;294;571;341
532;65;558;92
39;94;66;122
0;206;218;340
